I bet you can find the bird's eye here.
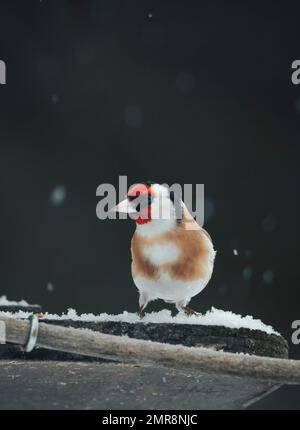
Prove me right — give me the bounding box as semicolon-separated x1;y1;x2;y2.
128;194;153;208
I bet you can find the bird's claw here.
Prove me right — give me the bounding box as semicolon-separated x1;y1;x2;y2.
138;307;145;319
34;312;44;320
182;306;200;317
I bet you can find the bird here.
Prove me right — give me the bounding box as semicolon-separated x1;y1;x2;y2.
112;181;216;317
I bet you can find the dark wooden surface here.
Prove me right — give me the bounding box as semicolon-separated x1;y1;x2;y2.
0;311;292;409
0;359;280;410
16;318;289;359
0;304;42;314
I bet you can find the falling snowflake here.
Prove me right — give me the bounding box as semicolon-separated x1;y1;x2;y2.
49;185;66;206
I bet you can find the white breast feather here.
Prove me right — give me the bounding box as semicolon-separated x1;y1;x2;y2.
143;243;180;266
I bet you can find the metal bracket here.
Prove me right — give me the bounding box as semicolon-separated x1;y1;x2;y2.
23;314;39;352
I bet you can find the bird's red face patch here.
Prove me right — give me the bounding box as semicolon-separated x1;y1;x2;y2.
127;183;154;224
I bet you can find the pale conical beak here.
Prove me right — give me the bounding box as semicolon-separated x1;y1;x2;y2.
110;198;137;214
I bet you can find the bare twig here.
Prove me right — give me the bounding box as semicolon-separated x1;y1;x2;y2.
1;316;299;385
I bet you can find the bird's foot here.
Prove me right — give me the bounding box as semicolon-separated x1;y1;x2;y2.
34;312;44;319
138;307;145;319
182;306;200;317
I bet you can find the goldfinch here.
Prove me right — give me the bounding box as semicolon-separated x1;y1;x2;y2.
113;182;216;317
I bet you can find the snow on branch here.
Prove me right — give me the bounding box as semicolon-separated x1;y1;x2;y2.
0;305;280;336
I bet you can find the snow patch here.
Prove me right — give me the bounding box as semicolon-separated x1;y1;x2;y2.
0;306;280;336
0;296;29;307
46;308;280;335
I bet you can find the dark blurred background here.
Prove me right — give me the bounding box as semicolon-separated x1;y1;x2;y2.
0;0;300;409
